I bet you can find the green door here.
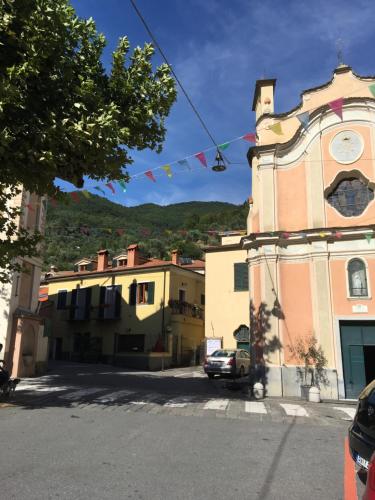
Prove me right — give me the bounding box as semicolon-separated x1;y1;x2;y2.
340;322;375;399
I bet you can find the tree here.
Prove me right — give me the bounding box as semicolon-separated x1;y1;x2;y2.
0;0;176;281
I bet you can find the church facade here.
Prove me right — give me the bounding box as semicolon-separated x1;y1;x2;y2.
244;65;375;399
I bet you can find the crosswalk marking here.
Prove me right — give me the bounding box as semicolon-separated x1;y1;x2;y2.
18;384;71;393
333;406;357;420
245;401;267;414
164;397;194;408
280;403;308;417
60;388;104;401
94;389;135;404
129;401;149;405
204;399;229;411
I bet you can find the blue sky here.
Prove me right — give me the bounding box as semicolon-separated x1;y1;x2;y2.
61;0;375;207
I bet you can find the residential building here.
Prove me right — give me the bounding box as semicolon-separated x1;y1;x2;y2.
204;232;249;354
0;189;48;377
244;64;375;399
41;245;205;369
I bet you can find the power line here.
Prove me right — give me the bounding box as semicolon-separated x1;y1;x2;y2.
128;0;221;153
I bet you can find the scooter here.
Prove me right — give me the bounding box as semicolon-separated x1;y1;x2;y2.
0;362;20;399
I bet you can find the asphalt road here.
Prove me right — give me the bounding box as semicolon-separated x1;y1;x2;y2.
0;362;359;500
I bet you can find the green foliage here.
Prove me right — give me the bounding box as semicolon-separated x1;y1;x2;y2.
0;0;176;280
44;195;248;270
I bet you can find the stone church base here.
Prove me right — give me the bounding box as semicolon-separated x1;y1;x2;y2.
261;365;339;400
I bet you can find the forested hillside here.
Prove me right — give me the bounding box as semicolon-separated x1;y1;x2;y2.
44;193;248;270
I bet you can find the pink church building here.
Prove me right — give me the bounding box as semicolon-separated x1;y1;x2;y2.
244;65;375;400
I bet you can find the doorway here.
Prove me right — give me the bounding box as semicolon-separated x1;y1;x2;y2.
364;345;375;384
340;321;375;399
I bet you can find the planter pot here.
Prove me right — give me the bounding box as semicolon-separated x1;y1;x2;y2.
308;386;321;403
300;384;311;401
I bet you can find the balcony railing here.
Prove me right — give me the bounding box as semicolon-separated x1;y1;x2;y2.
168;300;204;320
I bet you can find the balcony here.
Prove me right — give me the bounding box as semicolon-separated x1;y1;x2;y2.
168;300;204;320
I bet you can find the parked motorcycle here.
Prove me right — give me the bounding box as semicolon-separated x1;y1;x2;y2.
0;362;20;399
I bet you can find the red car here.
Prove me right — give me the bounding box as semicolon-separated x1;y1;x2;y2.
364;452;375;500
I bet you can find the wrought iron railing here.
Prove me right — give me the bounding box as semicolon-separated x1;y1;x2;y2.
168;300;204;320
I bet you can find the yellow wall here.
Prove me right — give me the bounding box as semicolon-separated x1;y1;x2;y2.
205;245;249;349
46;265;204;361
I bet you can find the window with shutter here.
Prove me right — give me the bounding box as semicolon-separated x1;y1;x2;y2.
129;283;137;305
234;263;249;291
130;282;155;305
99;285;122;319
57;290;67;310
70;288;91;320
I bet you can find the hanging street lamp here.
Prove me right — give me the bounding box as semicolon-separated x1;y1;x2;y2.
211;149;226;172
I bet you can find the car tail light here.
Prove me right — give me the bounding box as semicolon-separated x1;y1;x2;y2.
227;357;235;366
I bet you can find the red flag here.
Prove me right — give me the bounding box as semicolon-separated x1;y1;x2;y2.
106;182;115;194
334;231;343;239
329;98;344;120
282;232;290;239
70;192;80;203
242;133;256;143
145;170;156;182
195;152;207;168
25;203;34;211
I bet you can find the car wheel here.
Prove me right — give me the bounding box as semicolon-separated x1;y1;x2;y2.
207;373;215;379
239;366;245;379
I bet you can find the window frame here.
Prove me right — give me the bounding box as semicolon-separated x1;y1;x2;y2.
346;257;371;299
234;262;249;292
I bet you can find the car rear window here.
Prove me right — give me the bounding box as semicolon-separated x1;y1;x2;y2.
210;350;235;357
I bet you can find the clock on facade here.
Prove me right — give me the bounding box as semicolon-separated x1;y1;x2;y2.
330;130;364;164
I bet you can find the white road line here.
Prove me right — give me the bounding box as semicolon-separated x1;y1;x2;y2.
333;406;357;420
60;388;104;401
164;397;194;408
280;403;309;417
129;401;149;405
18;384;71;393
204;399;229;411
245;401;267;414
93;389;135;404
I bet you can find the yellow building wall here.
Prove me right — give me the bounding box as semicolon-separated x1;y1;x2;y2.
46;266;204;363
205;247;249;349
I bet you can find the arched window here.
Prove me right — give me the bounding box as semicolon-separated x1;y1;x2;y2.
348;259;368;297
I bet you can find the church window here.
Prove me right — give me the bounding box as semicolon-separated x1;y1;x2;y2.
326;177;374;217
348;259;368;297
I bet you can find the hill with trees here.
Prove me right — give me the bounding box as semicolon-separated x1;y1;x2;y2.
44;194;248;270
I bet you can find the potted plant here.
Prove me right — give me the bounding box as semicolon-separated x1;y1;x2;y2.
291;335;327;402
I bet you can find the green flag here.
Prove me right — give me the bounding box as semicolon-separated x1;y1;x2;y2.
219;142;230;150
369;84;375;98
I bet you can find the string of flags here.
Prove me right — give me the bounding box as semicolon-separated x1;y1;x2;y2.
22;80;375;205
252;227;374;243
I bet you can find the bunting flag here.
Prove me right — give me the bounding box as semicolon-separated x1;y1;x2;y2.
296;111;309;131
25;203;34;211
81;190;91;199
195;152;207;168
300;232;307;238
282;232;290;239
116;228;125;236
145;170;156;182
219;142;230;150
94;186;106;195
369;84;375;98
242;133;256;143
118;180;127;192
70;192;80;203
319;231;327;238
334;231;343;239
106;182;115;194
365;232;373;243
161;165;172;178
328;97;344;120
269;122;283;135
178;159;191;170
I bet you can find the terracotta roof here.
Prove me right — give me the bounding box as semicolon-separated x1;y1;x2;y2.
42;257;205;283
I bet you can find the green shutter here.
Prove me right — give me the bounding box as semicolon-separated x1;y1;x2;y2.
147;282;155;304
115;285;122;317
234;263;249;291
129;283;137;305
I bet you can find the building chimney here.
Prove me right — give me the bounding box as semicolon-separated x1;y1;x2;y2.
171;249;179;266
127;244;140;267
252;79;277;121
97;249;109;272
50;265;58;275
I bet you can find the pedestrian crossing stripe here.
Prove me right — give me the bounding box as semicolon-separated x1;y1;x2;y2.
280;403;309;417
245;401;267;414
333;407;356;420
203;399;229;411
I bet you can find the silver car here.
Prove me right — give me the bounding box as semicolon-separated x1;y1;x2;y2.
203;349;251;379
